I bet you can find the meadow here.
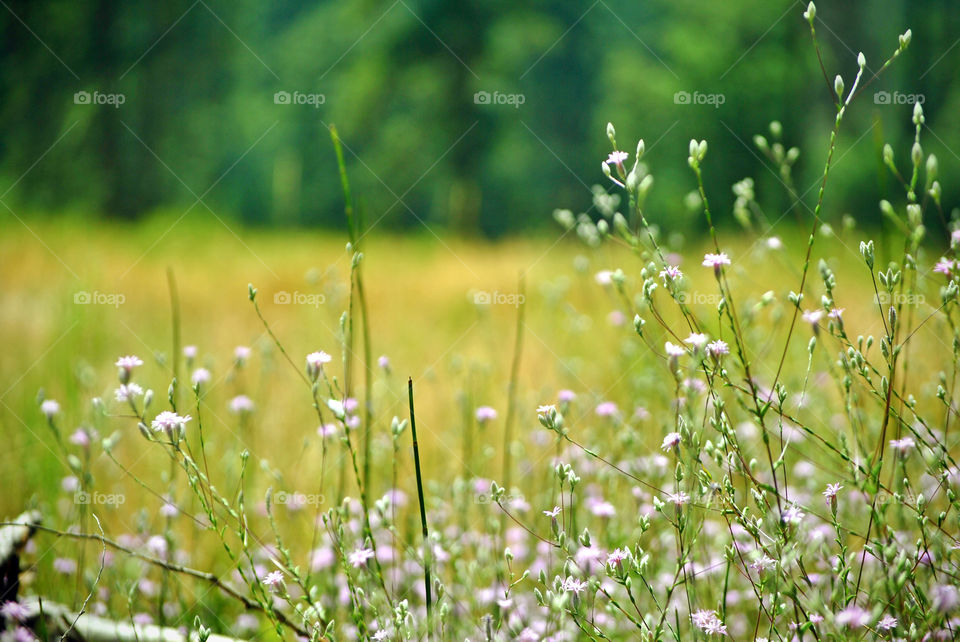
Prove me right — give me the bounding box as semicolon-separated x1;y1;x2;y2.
3;5;960;641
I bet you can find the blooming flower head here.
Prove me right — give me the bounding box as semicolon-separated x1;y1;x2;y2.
594;270;614;286
605;151;629;166
53;558;77;575
802;309;824;327
182;345;197;360
607;548;630;567
306;351;332;374
229;395;255;415
537;404;558;429
782;505;804;525
595;401;618;418
665;341;686;358
348;547;376;568
877;614;897;631
561;576;588;594
114;383;144;403
685;332;708;348
934;258;955;276
234;346;252;364
0;601;29;622
822;483;843;501
889;436;916;454
40;399;60;418
828;307;844;320
690;609;727;635
659;265;683;285
557;389;576;403
750;555;776;575
835;605;871;628
262;570;284;591
115;355;143;384
190;368;211;386
69;428;91;448
151;411;191;437
706;340;729;358
661;432;681;451
702;253;731;270
666;491;690;506
475;406;498;424
543;506;561;518
377;355;390;370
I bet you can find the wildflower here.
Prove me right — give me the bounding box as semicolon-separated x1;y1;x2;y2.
608;310;626;326
828;307;844;320
558;389;576;403
702;253;731;271
318;423;338;439
932;584;959;612
589;500;615;517
934;258;955;275
537;404;558;429
377;355;390;371
690;609;727;635
475;406;498;424
61;476;79;492
823;483;843;512
605;151;629;167
53;558;77;575
664;342;686;358
115;356;143;383
234;346;252;364
151;411;191;436
889;436;915;454
835;605;871;628
595;401;618;417
348;547;376;568
543;506;561;518
561;576;588;594
594;270;614;286
685;332;708;348
666;491;690;506
183;345;197;360
750;555;776;575
0;601;29;622
262;570;284;592
306;350;332;376
69;428;90;448
229;395;255;414
607;548;630;567
659;265;683;285
114;383;144;402
766;236;783;250
160;502;178;518
372;631;390;641
782;505;804;525
661;432;681;451
802;309;824;326
40;399;60;418
877;615;897;631
146;535;168;559
952;229;960;247
190;368;211;386
707;340;729;358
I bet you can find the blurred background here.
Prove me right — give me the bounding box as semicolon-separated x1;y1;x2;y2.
1;0;958;237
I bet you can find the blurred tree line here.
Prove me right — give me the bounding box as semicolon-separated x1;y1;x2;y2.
0;0;958;237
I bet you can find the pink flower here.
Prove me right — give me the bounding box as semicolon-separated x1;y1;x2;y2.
348;547;375;568
190;368;211;386
594;270;614;286
543;506;561;518
659;265;683;284
934;258;955;275
114;383;144;402
877;614;897;631
605;151;629;166
558;389;576;403
664;342;686;358
561;576;588;594
666;491;690;506
40;400;60;418
607;548;630;567
262;570;284;591
889;436;915;454
306;351;332;379
707;340;729;357
595;401;618;418
702;253;731;269
151;411;191;435
475;406;498;424
802;309;824;325
690;609;727;635
115;355;143;371
835;605;870;628
685;333;708;347
234;346;252;363
661;432;681;451
229;395;255;414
